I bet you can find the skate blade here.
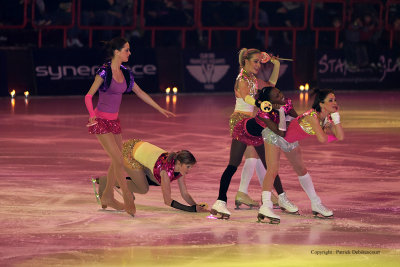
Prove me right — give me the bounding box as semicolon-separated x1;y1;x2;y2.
257;213;280;224
91;178;101;205
280;208;300;215
210;209;230;220
234;200;258;210
312;211;334;219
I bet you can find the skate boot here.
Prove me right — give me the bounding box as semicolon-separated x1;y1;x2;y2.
311;202;333;219
91;177;108;209
235;191;259;209
278;192;299;214
257;203;280;224
210;200;231;219
271;192;279;209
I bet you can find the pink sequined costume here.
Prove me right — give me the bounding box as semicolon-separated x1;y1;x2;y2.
262;108;333;152
285;109;333;143
232;98;294;147
122;139;182;185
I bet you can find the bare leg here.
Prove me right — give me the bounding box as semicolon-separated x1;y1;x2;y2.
283;146;307;176
124;166;150;194
96;133;135;216
261;143;281;192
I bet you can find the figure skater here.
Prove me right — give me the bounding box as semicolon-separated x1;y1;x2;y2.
85;37;175;217
258;88;344;223
94;139;209;213
230;48;281;210
211;49;298;219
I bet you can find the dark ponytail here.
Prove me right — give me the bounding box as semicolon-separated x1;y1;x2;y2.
311;88;334;112
102;37;128;60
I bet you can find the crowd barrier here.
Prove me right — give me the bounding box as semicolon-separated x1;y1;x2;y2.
1;0;398;49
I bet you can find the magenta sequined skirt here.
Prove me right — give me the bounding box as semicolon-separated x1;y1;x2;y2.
232;118;263;146
88;118;121;134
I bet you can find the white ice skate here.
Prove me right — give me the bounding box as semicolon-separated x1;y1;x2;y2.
278;192;299;214
257;204;280;224
210;200;231;219
271;192;280;209
311;202;333;218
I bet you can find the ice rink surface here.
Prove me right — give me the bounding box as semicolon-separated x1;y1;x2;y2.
1;90;399;266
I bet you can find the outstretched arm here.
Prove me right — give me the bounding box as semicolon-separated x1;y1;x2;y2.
160;171;206;212
178;177;209;212
177;176;196;205
132;83;176;118
160;170;173;206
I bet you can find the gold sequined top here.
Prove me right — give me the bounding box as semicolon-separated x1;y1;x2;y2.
298;110;319;135
236;68;258;97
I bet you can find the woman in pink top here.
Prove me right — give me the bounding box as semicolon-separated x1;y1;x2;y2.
85;37;174;217
258;88;344;223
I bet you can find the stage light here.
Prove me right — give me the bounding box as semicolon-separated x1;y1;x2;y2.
10;89;16;98
299;85;305;91
24;91;29;98
172;87;178;94
165;87;171;94
305;83;309;91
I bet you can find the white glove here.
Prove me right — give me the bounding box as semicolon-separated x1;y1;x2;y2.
330;112;340;125
278;107;286;131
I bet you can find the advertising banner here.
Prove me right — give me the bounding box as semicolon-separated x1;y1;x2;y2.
183;49;294;92
183;50;236;92
317;49;400;89
32;48;159;95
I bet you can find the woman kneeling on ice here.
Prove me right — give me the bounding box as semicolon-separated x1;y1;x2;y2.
93;139;209;215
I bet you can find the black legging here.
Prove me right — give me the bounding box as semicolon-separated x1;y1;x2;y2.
217;139;284;202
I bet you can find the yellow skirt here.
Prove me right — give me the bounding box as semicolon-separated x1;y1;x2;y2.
122;139;145;170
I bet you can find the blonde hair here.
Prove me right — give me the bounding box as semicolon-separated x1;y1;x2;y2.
238;48;261;68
